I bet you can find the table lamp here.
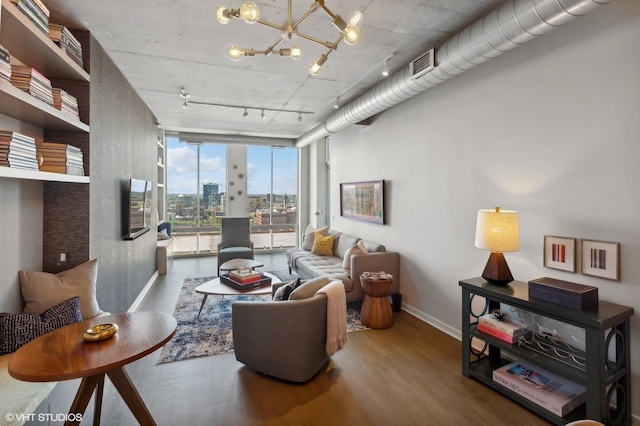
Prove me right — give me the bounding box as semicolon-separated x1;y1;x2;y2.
475;207;519;285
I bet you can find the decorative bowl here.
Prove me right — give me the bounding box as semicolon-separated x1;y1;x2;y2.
82;323;119;342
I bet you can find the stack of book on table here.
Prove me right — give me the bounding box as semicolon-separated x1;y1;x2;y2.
11;65;53;106
9;0;50;36
52;88;80;120
0;131;38;171
477;312;527;344
37;142;84;175
48;24;83;68
493;360;586;417
0;45;10;83
221;268;271;291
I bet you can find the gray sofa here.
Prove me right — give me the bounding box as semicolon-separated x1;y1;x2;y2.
286;228;399;302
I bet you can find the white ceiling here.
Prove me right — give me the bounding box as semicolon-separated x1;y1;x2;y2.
44;0;508;139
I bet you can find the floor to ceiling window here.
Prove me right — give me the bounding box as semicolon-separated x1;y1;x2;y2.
163;134;297;255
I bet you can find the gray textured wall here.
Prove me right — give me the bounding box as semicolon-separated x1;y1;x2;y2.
89;37;158;314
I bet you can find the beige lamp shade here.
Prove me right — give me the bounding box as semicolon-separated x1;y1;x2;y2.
475;208;520;253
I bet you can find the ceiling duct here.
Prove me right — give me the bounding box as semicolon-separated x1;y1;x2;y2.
296;0;612;148
410;49;435;80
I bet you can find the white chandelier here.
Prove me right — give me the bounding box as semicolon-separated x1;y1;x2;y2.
216;0;363;75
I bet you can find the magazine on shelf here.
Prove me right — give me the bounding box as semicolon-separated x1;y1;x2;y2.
478;313;527;336
492;360;586;416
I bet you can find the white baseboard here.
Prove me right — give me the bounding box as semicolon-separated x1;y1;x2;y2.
128;271;159;312
401;302;461;341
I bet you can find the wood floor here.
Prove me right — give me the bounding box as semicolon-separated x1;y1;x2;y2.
91;255;550;425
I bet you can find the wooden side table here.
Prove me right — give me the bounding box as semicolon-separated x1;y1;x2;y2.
360;274;394;329
8;311;176;426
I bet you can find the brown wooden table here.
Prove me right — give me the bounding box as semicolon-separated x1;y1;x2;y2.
8;311;177;426
360;275;394;329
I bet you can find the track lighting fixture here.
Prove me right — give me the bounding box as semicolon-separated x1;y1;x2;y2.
180;88;190;108
333;97;340;109
382;60;389;77
178;89;314;120
216;0;363;75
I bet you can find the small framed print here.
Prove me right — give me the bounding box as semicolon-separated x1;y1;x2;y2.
581;240;620;280
544;236;576;272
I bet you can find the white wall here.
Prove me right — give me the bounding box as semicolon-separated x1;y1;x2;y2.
326;0;640;417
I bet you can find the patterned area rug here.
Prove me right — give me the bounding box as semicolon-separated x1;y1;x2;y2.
157;271;368;364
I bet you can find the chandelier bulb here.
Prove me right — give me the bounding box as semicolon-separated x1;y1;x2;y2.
348;11;363;27
216;6;232;25
309;54;327;75
290;45;302;60
239;1;260;23
343;24;361;45
227;45;244;61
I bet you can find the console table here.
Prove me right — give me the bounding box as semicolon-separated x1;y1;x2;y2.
459;277;633;425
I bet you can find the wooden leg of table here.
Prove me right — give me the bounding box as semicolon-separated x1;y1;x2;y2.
107;367;156;426
197;294;208;320
93;374;105;426
65;374;103;426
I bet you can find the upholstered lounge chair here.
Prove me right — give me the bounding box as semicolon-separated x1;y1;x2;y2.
232;291;329;383
217;217;254;277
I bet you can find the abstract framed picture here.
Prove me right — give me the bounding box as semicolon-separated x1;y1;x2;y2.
543;236;576;272
340;180;385;224
581;239;619;280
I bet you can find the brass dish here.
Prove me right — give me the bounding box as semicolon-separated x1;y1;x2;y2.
82;323;119;342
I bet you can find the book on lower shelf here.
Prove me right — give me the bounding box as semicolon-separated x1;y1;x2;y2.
492;360;586;417
477;313;527;343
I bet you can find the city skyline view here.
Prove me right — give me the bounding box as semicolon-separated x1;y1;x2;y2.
166;136;298;196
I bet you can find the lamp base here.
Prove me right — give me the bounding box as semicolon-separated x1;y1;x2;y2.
482;252;514;286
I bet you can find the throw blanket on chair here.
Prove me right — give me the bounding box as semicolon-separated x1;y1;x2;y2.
316;280;347;356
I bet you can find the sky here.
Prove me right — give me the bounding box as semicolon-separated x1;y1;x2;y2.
166;136;297;196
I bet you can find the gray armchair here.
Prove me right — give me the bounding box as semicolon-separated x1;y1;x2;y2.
217;217;254;276
232;293;329;383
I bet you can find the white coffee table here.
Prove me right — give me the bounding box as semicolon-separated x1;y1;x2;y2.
195;271;281;320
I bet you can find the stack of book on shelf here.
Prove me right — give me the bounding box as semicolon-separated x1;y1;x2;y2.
52;88;80;120
493;360;586;417
11;65;53;106
48;24;83;68
0;45;10;83
477;311;527;344
0;131;38;171
9;0;50;36
37;142;84;175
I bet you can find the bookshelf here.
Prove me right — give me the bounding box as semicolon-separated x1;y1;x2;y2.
460;278;633;425
0;0;91;272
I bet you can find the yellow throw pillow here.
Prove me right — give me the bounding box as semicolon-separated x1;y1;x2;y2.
311;233;335;256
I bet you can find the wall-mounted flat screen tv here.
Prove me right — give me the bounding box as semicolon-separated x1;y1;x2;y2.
124;178;152;240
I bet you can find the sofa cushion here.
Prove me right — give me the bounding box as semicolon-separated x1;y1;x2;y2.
361;240;386;253
311;233;335;256
19;259;102;320
301;225;328;251
0;296;82;354
289;276;331;300
294;256;353;292
272;278;301;301
343;241;369;278
333;232;359;259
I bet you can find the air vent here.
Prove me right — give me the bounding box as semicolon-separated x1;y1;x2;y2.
410;49;435;80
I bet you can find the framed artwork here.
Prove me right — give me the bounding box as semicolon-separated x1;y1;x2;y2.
581;239;620;280
543;236;576;272
340;180;385;224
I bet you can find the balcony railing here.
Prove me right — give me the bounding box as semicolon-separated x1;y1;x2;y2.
170;224;297;256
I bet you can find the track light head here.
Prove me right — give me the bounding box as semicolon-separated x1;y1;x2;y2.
382;61;389;77
180;88;190;108
261;109;265;119
242;108;248;117
297;113;302;122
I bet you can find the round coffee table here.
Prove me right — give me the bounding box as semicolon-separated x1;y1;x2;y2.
219;258;264;272
195;271;281;320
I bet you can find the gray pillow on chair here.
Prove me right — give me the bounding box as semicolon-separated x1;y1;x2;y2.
289;276;331;300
